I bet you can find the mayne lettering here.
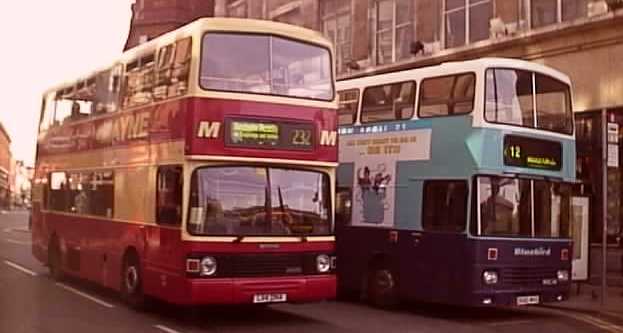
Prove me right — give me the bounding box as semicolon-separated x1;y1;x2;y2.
112;112;151;143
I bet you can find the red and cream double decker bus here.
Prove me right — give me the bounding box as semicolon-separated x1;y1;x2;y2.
31;18;337;307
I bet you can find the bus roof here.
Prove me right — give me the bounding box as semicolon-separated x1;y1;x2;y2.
336;57;571;91
43;17;333;95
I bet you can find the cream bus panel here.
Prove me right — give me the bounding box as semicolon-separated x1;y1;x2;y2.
114;166;155;224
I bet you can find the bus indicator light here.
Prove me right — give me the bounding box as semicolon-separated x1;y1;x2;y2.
561;248;569;261
186;258;200;273
487;248;498;261
388;231;398;243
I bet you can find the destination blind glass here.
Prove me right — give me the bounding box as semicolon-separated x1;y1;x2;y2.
226;119;313;150
503;135;562;170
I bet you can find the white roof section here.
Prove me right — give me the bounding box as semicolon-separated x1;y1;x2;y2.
337;57;571;91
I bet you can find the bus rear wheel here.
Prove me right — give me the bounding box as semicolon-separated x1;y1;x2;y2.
367;266;398;308
48;238;64;281
121;252;146;310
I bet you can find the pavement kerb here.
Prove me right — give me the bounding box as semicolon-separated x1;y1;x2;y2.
541;304;623;326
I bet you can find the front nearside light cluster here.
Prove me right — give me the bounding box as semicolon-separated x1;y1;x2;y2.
483;270;499;285
316;254;331;273
200;256;217;276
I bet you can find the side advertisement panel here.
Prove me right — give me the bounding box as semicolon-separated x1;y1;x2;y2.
339;128;432;227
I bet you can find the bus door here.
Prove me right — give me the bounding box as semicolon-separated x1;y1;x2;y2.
146;166;183;295
570;196;589;281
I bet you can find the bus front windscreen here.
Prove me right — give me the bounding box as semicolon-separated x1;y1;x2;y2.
200;33;333;101
188;167;331;236
485;69;573;134
476;176;571;238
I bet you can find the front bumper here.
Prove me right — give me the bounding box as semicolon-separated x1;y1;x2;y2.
182;274;336;305
469;287;570;307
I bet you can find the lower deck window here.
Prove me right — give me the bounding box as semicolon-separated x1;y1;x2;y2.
422;180;468;232
47;170;114;218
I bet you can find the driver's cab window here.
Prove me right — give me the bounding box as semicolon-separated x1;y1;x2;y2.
335;186;352;228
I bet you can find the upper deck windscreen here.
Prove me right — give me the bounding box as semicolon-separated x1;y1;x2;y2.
200;33;334;101
485;69;573;135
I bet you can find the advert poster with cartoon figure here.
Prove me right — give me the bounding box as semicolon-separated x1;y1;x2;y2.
339;128;432;227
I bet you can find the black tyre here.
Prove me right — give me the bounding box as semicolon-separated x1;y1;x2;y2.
48;238;64;281
367;266;398;308
121;252;146;309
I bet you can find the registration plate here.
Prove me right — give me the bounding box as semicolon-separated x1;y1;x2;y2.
516;295;540;306
253;293;287;304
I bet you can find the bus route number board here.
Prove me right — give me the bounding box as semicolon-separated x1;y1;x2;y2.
227;120;313;150
503;135;562;171
516;295;540;306
253;293;287;304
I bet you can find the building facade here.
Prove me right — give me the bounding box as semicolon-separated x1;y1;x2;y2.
211;0;623;281
0;123;11;210
124;0;215;50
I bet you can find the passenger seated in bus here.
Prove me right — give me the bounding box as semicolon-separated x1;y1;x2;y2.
74;185;90;215
66;101;88;122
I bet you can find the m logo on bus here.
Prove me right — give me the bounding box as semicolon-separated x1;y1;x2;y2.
197;121;221;139
320;130;337;146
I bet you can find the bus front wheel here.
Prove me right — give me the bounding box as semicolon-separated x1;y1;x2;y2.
367;266;398;308
121;251;146;310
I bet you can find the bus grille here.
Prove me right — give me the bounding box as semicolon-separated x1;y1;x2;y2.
220;254;316;277
500;267;557;286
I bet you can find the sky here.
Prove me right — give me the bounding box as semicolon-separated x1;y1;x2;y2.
0;1;134;166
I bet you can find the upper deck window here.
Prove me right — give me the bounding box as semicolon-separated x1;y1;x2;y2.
418;73;475;118
200;33;334;101
485;69;572;135
361;81;415;123
338;89;359;125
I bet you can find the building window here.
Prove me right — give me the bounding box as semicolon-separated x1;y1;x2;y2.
531;0;588;28
271;3;302;26
372;0;414;65
444;0;492;48
422;180;468;232
320;0;352;74
226;0;247;18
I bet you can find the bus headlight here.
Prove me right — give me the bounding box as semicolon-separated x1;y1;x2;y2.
483;270;499;285
200;256;217;276
316;254;331;273
557;270;569;282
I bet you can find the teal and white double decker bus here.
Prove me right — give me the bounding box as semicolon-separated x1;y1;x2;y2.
335;58;575;307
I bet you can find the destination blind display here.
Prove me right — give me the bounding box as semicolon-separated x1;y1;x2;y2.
226;119;313;150
503;135;562;171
